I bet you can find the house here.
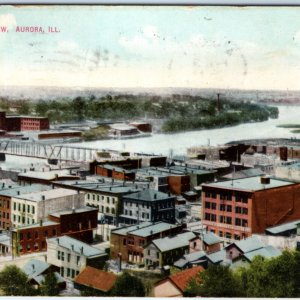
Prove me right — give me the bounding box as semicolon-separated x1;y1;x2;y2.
11;188;84;228
110;221;185;263
47;235;108;280
154;266;204;297
74;266;117;295
22;258;65;289
120;189;175;224
95;164;136;181
202;176;300;241
0;232;11;256
231;245;281;269
144;231;195;269
189;231;222;254
173;250;208;269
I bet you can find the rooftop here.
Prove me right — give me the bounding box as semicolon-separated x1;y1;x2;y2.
243;245;281;262
0;184;51;197
227;236;265;253
23;259;50;280
124;189;174;202
168;266;204;292
14;188;79;202
265;219;300;235
49;206;98;218
74;266;117;292
202;176;296;192
47;235;106;258
127;222;180;237
207;249;226;264
111;222;152;236
18;169;78;181
152;231;195;252
12;220;59;231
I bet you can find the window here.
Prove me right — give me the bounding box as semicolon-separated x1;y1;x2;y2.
22;204;25;212
205;202;211;209
235;207;242;214
107;197;110;204
18;203;21;211
57;250;61;260
97;195;100;201
27;205;30;213
13;202;16;211
234;234;240;240
44;231;48;237
226;217;232;224
72;269;75;278
68;253;71;262
27;232;31;239
242;219;248;227
156;252;159;259
106;207;110;213
235;218;241;226
32;206;35;214
61;252;65;261
92;194;95;201
67;268;70;277
225;232;232;239
52;229;56;236
148;249;150;255
226;205;232;212
60;267;64;277
220;204;225;211
111;208;115;214
123;238;127;246
242;208;248;215
76;256;80;265
87;194;90;200
219;231;223;237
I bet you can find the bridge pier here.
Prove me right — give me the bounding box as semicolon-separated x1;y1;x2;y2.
0;153;5;161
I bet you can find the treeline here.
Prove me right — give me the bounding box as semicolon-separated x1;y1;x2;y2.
0;94;279;133
186;250;300;298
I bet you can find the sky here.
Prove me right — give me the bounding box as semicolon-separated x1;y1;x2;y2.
0;6;300;90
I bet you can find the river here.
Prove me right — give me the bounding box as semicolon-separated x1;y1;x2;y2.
70;105;300;156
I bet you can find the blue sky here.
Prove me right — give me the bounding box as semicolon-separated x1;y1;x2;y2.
1;6;300;90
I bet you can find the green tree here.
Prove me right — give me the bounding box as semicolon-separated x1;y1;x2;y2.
35;100;49;116
72;97;86;121
110;271;145;297
186;264;243;297
0;265;37;296
17;100;31;115
40;272;60;296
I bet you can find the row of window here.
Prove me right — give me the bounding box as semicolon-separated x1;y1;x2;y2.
205;201;248;214
0;212;9;219
13;214;35;225
124;210;150;219
13;202;35;214
86;194;116;204
0;199;9;209
60;267;79;278
204;213;248;226
19;241;46;252
205;191;248;203
20;229;57;241
57;250;81;265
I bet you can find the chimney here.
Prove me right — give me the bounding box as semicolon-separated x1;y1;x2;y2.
154;193;157;199
71;244;74;251
17;191;20;195
260;176;270;185
39;219;43;227
56;238;59;244
32;264;35;271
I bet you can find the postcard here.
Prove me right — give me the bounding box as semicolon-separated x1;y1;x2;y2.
0;4;299;298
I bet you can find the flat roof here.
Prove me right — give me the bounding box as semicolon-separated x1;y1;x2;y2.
202;176;296;192
111;222;152;236
18;169;77;180
128;222;180;237
49;206;97;218
123;189;174;202
266;219;300;235
13;220;59;231
14;188;79;202
0;184;51;197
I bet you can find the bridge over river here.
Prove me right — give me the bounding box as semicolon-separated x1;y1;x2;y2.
0;140;107;162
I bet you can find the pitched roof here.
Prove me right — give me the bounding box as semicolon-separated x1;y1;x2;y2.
74;266;117;292
23;259;50;280
168;266;204;292
174;251;207;268
266;219;300;235
152;232;196;252
202;232;221;246
47;236;106;258
207;249;226;264
243;245;281;262
227;236;264;253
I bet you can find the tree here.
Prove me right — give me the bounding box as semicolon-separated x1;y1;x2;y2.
110;271;145;297
0;265;36;296
40;272;60;296
72;97;86;121
186;264;243;297
17;100;31;115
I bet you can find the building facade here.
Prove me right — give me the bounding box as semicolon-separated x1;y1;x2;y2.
202;176;300;241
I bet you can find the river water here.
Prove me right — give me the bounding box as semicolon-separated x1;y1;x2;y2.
0;105;298;170
70;105;300;156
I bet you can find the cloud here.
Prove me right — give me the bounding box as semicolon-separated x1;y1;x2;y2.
0;13;16;29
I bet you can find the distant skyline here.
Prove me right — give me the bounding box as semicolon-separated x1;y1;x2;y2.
1;6;300;90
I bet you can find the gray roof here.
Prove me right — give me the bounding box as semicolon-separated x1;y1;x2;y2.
0;233;10;246
34;272;65;285
14;188;79;202
152;231;196;252
47;235;106;258
23;259;50;279
49;206;98;218
124;189;174;202
227;236;264;253
203;176;296;192
102;164;134;174
202;232;221;246
128;222;180;237
266;219;300;235
0;184;51;197
18;169;77;180
243;245;281;262
223;168;265;179
207;249;226;264
111;222;153;236
174;250;207;268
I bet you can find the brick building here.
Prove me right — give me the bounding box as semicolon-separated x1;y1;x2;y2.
110;221;185;263
12;220;60;256
202;176;300;241
0;111;49;132
95;164;136;181
48;206;98;243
